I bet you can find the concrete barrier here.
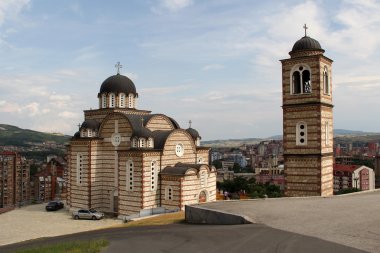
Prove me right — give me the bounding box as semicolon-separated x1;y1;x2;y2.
185;205;253;225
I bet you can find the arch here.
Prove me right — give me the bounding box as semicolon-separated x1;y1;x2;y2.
119;93;126;108
165;186;173;200
101;94;107;108
131;137;138;148
325;121;330;146
128;94;134;108
323;66;330;95
198;190;207;203
126;160;134;191
109;93;115;108
98;112;133;138
145;114;176;131
161;129;197;155
296;121;308;145
290;64;312;94
151;160;157;191
139;138;146;148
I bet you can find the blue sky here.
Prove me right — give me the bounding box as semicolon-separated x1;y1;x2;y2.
0;0;380;140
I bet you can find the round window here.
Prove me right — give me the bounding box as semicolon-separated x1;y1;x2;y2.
175;144;184;157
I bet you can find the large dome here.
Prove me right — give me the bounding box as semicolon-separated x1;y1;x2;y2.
290;36;324;54
99;74;137;95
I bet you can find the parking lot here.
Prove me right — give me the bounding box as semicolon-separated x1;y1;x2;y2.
0;203;122;246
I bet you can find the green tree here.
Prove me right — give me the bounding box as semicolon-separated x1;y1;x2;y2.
212;160;222;169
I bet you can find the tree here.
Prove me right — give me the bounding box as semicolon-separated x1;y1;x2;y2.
212;160;222;169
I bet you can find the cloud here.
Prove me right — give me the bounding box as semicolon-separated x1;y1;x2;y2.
202;64;225;71
0;0;30;26
141;84;192;96
161;0;193;11
58;111;79;119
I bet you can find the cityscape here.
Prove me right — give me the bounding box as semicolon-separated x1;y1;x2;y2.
1;1;380;253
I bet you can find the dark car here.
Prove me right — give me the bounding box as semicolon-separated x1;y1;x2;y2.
45;201;64;211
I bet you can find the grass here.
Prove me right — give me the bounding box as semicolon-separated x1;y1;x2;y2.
13;239;109;253
121;211;185;228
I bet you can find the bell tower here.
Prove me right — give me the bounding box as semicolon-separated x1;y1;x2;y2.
280;25;334;197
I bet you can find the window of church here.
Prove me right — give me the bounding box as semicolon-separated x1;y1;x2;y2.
80;130;86;137
325;122;329;146
147;138;154;148
165;186;173;200
200;171;207;187
197;157;204;164
101;94;107;108
126;160;134;191
139;138;145;148
291;65;312;94
323;66;330;95
296;122;307;145
88;130;92;137
175;144;184;157
151;160;157;191
131;137;138;148
119;93;126;108
196;137;201;147
109;93;115;108
76;154;83;186
128;94;134;108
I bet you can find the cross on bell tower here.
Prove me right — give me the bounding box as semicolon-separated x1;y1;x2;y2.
115;62;123;74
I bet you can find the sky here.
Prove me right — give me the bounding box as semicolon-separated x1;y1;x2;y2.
0;0;380;141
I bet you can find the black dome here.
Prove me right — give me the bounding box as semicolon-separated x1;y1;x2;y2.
73;131;80;138
291;36;324;53
99;74;137;96
186;128;201;140
81;119;100;131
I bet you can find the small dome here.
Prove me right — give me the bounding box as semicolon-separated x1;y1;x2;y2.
290;36;324;54
99;74;137;96
81;119;100;131
73;131;80;138
186;127;201;140
132;127;153;138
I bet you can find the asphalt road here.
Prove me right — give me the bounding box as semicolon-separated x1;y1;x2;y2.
0;224;368;253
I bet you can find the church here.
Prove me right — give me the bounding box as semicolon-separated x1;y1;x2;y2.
66;64;216;217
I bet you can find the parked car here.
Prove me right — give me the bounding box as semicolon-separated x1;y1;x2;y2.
72;209;104;220
45;201;64;211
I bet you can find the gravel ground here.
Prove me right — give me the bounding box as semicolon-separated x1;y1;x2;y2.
0;203;122;246
200;190;380;253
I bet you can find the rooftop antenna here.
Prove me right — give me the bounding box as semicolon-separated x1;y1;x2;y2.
115;61;123;74
303;24;308;37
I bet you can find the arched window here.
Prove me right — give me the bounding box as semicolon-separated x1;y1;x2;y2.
151;160;157;191
119;93;126;108
296;122;307;146
147;138;154;148
131;137;138;148
109;93;115;108
76;153;84;186
139;138;145;148
325;121;330;145
165;186;173;200
87;129;92;137
196;137;201;147
101;94;107;108
291;65;311;94
323;66;330;95
200;171;207;187
80;129;86;137
126;160;134;191
197;157;204;164
128;94;134;108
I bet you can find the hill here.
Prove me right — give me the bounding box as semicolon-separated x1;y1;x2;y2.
0;124;71;147
203;129;380;148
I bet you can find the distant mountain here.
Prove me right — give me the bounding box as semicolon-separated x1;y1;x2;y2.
202;129;380;148
0;124;71;147
333;129;379;136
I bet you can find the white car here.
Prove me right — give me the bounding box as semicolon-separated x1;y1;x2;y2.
72;209;104;220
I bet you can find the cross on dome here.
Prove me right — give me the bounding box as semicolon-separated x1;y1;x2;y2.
115;62;123;74
303;24;308;37
189;120;192;128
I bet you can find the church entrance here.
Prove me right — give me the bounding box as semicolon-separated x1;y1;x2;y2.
199;191;207;203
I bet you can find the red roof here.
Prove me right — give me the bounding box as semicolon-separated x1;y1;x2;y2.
333;164;359;173
0;151;17;156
